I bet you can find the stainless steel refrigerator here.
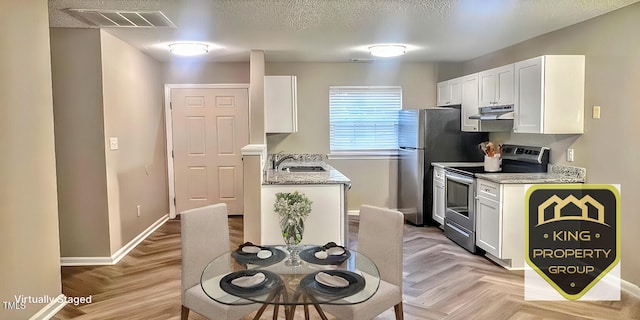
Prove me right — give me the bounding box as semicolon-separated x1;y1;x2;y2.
398;108;487;226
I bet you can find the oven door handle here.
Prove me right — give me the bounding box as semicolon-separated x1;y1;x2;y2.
445;172;474;185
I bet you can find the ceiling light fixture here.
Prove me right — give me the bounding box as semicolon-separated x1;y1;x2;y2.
368;45;406;58
169;42;209;56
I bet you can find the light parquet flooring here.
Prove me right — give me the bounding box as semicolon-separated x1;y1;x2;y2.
53;217;640;320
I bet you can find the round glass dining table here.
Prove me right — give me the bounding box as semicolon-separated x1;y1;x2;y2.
200;244;380;320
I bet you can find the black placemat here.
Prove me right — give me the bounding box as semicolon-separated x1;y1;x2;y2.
231;246;286;266
219;270;282;298
299;246;351;265
300;270;365;300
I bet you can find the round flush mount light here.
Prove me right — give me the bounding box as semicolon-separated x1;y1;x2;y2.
168;42;209;56
368;45;406;58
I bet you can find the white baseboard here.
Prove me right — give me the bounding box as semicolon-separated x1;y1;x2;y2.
348;207;400;216
110;214;169;264
622;279;640;298
60;256;113;266
61;214;169;266
29;294;67;320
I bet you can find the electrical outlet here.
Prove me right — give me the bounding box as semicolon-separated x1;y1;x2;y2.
567;149;575;162
137;205;141;217
593;106;601;119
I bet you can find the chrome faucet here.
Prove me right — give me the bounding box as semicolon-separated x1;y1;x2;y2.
273;155;296;170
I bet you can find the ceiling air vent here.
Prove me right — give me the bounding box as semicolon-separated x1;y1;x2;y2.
66;9;177;28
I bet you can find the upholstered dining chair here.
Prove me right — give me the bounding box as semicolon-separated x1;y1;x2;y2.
323;204;405;320
180;203;258;320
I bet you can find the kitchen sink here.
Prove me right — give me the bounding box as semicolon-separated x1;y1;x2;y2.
280;165;326;172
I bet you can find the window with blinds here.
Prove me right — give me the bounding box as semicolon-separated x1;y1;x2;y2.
329;86;402;153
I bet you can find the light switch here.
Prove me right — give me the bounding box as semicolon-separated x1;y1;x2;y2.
567;149;575;162
109;137;119;150
592;106;601;119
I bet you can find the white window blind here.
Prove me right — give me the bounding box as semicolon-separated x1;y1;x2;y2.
329;86;402;152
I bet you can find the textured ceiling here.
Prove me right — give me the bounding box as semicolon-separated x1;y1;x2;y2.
48;0;640;62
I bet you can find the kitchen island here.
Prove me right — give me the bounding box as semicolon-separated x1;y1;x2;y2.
261;154;351;246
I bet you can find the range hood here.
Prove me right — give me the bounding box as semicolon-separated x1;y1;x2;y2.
469;104;514;120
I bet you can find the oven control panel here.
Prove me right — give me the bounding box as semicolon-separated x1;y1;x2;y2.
500;144;550;164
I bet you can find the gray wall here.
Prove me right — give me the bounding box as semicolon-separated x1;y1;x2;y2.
461;3;640;286
51;29;169;258
162;61;249;84
160;60;438;210
0;1;62;318
50;28;112;257
265;62;438;210
100;30;169;254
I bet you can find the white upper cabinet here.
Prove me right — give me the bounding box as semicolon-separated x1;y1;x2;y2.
436;77;462;106
436;82;449;106
438;74;480;131
460;74;480;132
265;75;298;133
478;64;514;107
513;55;585;134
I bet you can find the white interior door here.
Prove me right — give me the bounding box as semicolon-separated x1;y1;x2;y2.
170;87;249;215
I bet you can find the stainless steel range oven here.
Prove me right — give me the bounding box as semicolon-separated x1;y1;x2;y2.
442;144;550;253
444;169;477;253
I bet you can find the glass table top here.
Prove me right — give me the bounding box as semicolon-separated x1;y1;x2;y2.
200;245;380;306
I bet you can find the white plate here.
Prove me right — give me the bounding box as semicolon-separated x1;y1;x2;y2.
326;246;345;256
231;272;266;288
315;272;349;288
241;245;261;254
257;249;273;259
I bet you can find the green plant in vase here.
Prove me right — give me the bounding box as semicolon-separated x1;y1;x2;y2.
274;191;312;266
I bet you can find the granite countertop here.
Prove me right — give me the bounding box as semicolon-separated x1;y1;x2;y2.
475;164;586;184
262;154;351;187
431;162;586;184
474;172;584;184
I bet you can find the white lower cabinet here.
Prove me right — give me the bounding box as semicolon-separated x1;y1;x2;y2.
432;167;445;225
475;179;526;269
476;196;500;257
261;184;345;246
